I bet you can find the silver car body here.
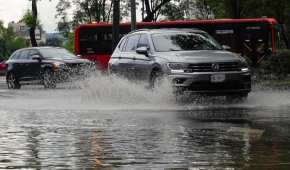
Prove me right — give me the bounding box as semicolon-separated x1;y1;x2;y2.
109;29;251;96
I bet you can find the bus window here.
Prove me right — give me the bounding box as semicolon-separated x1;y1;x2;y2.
79;28;113;55
214;29;238;53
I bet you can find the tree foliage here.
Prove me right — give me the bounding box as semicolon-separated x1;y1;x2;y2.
142;0;171;21
24;0;39;47
204;0;290;23
56;0;127;30
0;21;27;60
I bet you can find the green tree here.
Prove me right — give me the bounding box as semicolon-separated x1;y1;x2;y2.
56;0;131;35
26;0;52;46
24;0;39;47
142;0;171;22
56;0;71;37
160;0;214;20
62;32;74;52
0;21;27;60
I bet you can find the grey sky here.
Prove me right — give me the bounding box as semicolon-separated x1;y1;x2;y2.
0;0;59;32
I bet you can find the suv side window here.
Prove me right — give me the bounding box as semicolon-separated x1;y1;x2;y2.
137;34;149;48
118;37;127;51
124;34;141;52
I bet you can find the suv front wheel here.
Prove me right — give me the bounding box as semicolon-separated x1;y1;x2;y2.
149;70;164;89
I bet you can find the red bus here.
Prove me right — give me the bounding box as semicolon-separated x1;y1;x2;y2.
74;18;289;69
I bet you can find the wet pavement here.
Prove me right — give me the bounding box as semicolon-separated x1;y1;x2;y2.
0;76;290;169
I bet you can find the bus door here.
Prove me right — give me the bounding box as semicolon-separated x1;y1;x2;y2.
239;25;269;65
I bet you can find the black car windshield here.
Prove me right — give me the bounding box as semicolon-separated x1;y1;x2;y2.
151;32;222;52
39;48;78;59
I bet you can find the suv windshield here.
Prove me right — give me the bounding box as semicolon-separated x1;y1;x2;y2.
39;48;78;59
152;32;222;52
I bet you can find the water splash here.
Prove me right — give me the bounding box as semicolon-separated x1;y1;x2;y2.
0;73;290;111
78;73;175;106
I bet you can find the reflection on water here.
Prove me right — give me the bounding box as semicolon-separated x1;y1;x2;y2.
0;74;290;169
0;106;290;169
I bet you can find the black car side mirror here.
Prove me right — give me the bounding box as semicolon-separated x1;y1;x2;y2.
136;47;148;56
32;55;42;61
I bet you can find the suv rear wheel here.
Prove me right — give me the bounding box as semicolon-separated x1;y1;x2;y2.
43;70;56;88
6;73;21;89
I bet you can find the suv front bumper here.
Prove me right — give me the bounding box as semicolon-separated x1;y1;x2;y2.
168;71;251;96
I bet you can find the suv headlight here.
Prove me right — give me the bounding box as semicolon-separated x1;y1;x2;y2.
167;63;188;73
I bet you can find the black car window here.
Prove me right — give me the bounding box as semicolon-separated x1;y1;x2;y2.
19;50;30;60
27;50;39;59
10;51;20;60
124;34;141;52
137;34;149;48
39;48;77;59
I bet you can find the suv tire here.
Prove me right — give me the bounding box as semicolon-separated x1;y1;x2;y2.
149;70;163;89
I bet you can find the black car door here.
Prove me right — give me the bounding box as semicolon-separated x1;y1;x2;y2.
26;49;42;79
133;34;153;81
16;50;31;80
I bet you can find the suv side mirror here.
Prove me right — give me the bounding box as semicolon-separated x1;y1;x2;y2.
222;45;231;50
136;47;148;56
32;55;42;61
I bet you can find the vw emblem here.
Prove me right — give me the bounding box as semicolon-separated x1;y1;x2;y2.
212;63;220;72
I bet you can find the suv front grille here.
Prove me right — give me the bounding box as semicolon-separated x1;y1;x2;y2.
185;62;241;72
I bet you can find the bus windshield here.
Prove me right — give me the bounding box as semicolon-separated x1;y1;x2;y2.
152;32;222;52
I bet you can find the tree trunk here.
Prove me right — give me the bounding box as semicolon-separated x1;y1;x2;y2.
143;0;170;22
31;0;38;47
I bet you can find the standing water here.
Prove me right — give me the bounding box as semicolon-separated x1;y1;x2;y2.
0;74;290;169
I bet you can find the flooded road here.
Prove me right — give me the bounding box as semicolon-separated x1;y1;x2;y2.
0;77;290;169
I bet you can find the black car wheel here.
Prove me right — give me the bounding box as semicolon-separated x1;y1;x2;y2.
43;70;56;88
149;70;163;89
226;93;248;102
6;73;21;89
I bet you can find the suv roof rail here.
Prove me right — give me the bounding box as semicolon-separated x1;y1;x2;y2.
128;29;150;34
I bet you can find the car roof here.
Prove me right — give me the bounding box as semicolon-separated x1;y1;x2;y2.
16;46;64;52
129;28;207;35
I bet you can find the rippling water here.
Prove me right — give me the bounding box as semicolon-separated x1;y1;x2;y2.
0;75;290;169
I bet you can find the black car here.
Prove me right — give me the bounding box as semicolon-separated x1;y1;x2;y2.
6;47;95;89
109;29;251;99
